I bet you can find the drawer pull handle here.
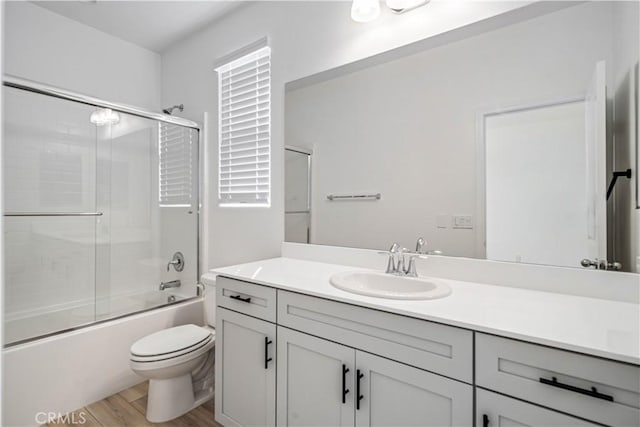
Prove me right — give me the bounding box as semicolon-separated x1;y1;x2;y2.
482;414;490;427
356;369;364;410
230;294;251;303
539;376;614;402
342;364;350;404
264;337;273;369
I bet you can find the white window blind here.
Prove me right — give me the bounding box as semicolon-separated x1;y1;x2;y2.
217;46;271;206
159;123;194;206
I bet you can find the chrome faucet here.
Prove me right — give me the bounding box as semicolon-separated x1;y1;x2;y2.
159;279;181;291
379;237;438;277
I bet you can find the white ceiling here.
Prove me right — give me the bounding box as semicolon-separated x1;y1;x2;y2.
32;1;244;53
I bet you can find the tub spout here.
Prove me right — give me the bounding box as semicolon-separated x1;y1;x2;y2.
159;280;181;291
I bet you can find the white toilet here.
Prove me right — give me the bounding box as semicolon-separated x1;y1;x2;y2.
130;324;215;422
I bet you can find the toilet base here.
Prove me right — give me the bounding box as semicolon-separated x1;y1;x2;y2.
146;374;214;423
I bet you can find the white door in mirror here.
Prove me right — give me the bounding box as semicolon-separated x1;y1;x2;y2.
329;271;451;300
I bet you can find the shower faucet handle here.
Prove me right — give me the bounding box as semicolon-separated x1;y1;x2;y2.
167;252;185;272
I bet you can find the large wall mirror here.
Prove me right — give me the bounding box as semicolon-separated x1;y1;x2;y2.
285;1;639;273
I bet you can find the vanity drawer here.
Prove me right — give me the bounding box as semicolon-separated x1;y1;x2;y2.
476;333;640;426
216;276;277;322
277;290;473;383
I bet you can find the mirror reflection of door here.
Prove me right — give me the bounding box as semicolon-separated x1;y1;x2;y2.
285;147;312;243
485;62;607;268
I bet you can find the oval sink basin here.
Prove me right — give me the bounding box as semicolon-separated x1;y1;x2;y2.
329;271;451;300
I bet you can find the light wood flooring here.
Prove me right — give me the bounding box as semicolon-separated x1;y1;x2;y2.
47;382;222;427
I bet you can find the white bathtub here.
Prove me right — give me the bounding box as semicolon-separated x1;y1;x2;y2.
2;297;205;426
4;290;191;346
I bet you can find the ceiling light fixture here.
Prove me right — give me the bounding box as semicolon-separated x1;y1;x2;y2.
351;0;381;23
350;0;430;22
90;108;120;126
385;0;430;14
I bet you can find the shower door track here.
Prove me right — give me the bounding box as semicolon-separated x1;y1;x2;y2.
2;74;200;130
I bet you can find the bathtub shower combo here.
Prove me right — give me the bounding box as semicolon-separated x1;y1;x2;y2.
2;76;201;347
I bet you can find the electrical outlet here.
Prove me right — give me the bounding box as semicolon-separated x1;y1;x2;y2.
453;215;473;229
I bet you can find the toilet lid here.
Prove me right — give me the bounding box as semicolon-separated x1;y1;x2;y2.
131;324;212;357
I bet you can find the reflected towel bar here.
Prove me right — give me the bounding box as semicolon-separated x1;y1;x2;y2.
327;193;381;201
4;212;104;217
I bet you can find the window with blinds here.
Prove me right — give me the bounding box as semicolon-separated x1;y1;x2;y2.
159;123;194;206
216;46;271;206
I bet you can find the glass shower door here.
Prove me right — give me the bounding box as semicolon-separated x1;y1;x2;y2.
3;86;100;343
94;112;198;320
3;83;200;346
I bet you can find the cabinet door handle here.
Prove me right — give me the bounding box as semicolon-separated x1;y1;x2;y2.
264;337;273;369
356;369;364;410
230;294;251;303
342;364;350;404
539;376;614;402
482;414;489;427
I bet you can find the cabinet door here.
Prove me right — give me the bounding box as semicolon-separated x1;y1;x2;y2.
277;327;355;427
355;351;473;427
476;389;599;426
215;307;276;427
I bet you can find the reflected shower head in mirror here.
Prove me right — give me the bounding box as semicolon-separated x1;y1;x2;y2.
163;104;184;115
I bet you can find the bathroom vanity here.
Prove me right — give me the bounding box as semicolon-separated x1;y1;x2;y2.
207;256;640;427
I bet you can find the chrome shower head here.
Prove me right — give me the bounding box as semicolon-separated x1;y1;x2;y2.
162;104;184;115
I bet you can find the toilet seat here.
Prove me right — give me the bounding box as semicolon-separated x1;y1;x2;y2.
129;324;216;423
131;334;214;363
130;325;215;363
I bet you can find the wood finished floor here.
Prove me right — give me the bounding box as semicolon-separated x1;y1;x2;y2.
47;382;222;427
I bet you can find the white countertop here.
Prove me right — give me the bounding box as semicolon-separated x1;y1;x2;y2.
204;257;640;365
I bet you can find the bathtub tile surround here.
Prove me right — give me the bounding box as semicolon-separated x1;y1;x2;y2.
205;243;640;426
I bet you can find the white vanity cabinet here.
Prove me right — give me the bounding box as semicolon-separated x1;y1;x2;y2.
215;277;279;426
214;275;639;427
276;326;472;427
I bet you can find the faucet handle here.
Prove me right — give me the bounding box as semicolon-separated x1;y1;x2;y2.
404;252;428;277
415;237;426;254
167;251;185;272
378;251;397;274
378;243;400;274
